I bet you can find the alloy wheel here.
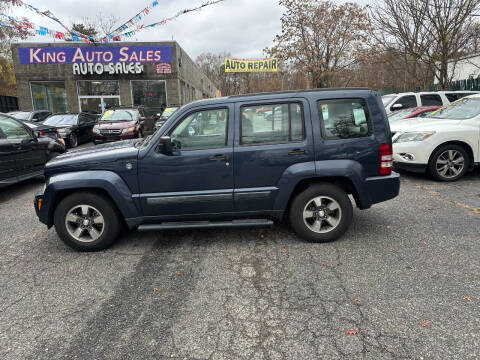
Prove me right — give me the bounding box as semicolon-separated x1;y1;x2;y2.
436;150;465;179
65;205;105;243
303;196;342;233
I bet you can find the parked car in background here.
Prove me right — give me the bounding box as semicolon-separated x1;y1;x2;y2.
34;88;400;251
391;94;480;181
20;120;63;142
382;91;479;115
0;114;65;188
43;112;97;148
8;110;52;122
155;106;180;129
388;106;441;123
92;106;155;144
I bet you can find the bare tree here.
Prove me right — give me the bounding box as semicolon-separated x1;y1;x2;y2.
72;12;121;40
265;0;371;88
371;0;480;90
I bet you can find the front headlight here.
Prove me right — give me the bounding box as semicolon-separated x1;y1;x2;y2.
122;127;136;134
395;132;435;143
92;127;100;134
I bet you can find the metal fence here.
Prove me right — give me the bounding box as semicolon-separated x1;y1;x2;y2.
449;78;480;91
379;79;480;95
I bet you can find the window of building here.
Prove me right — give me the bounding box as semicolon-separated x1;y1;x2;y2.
77;81;119;96
180;80;186;104
420;94;442;106
131;80;167;116
317;99;371;139
170;108;228;150
30;81;67;113
240;103;304;145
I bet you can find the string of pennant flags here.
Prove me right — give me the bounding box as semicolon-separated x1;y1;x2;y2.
11;0;94;42
118;0;225;40
0;13;72;40
2;0;226;43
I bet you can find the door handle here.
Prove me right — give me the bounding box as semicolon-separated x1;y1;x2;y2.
209;154;228;161
288;148;307;155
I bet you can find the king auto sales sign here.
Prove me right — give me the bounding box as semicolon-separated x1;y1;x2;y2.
17;45;173;75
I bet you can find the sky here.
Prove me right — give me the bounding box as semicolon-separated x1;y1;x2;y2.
8;0;372;60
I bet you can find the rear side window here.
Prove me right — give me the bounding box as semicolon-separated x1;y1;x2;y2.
240;103;304;145
392;95;416;109
445;93;460;102
318;99;371;139
420;94;442;106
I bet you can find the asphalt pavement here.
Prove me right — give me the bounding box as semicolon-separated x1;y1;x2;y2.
1;143;479;360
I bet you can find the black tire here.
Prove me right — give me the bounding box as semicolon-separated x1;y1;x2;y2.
53;192;121;251
68;133;78;148
289;183;353;243
428;144;469;182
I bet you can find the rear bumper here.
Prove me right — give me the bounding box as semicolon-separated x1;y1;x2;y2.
393;162;427;174
364;172;400;207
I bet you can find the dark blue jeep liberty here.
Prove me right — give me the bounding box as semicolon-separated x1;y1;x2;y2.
34;89;400;251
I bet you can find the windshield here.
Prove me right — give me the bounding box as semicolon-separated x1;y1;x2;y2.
161;107;179;119
44;114;78;126
429;97;480;119
9;112;30;120
100;109;138;121
382;95;396;106
388;108;417;122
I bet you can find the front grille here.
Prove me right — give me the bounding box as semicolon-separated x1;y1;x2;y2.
100;129;122;135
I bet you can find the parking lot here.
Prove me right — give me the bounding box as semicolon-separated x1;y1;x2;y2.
1;142;479;360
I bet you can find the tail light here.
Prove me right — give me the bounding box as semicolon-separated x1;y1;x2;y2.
39;131;45;136
379;143;393;176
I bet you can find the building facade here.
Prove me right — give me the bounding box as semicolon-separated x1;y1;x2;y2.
11;41;218;115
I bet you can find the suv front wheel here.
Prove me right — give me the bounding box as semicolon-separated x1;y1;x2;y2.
289;184;353;243
53;192;121;251
428;144;469;182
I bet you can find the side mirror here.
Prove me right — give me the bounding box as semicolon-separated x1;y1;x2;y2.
158;136;173;154
391;103;403;111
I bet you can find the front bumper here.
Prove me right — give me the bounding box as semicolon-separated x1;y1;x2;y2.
93;133;137;143
34;190;50;226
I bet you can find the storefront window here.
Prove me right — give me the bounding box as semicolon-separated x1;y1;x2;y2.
131;80;167;115
31;81;67;112
77;81;119;96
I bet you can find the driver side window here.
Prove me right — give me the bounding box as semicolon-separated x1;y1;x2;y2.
170;108;228;151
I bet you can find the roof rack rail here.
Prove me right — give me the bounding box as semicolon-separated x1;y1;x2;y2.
228;87;370;98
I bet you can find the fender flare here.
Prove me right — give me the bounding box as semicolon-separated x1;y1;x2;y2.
273;160;372;211
41;170;139;227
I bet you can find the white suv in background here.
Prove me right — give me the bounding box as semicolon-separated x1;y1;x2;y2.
382;91;479;115
391;94;480;181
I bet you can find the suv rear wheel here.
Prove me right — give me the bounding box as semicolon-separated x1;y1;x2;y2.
428;144;469;182
53;192;121;251
289;184;353;243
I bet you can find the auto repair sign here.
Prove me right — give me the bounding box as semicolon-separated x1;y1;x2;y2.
224;58;278;72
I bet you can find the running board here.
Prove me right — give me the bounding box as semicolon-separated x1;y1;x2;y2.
137;219;274;231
